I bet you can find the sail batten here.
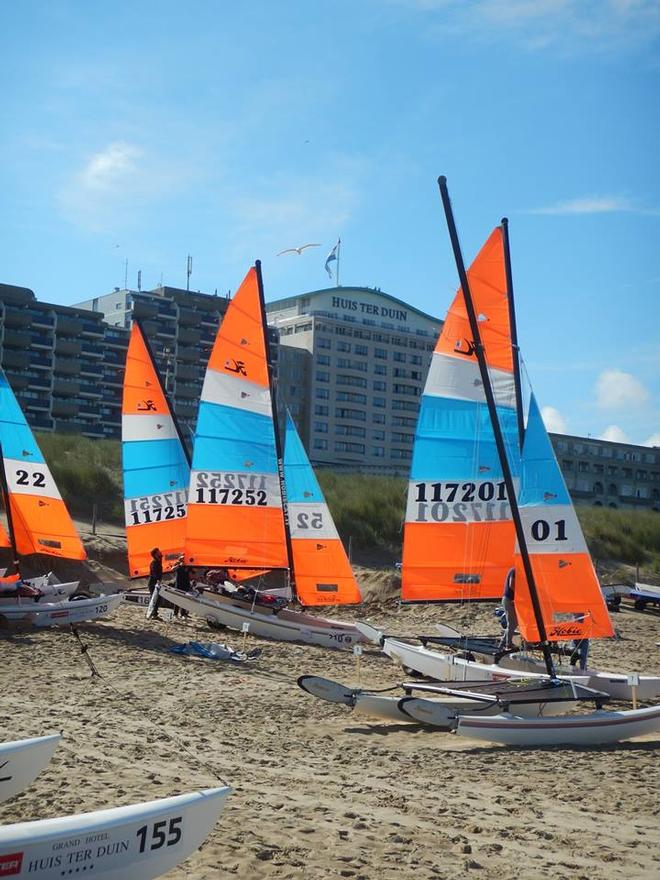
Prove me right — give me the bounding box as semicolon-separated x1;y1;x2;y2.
402;227;520;602
0;370;86;561
121;323;190;577
184;266;289;570
284;411;361;606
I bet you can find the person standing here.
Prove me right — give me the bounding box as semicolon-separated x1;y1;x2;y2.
499;566;518;650
172;554;192;618
146;547;163;620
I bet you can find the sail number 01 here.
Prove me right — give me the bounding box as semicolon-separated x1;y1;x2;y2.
136;816;182;853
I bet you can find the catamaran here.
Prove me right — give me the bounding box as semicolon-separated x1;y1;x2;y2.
160;263;366;649
0;370;122;626
0;735;61;805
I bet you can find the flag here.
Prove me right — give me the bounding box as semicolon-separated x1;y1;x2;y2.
324;239;340;278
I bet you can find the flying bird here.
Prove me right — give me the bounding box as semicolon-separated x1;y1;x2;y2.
277;243;321;256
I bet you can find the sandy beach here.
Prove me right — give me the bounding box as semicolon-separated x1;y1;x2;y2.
1;578;659;880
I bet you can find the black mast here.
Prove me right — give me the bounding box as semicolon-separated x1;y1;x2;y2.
501;218;526;450
133;317;192;468
438;177;555;678
0;441;22;579
255;260;297;595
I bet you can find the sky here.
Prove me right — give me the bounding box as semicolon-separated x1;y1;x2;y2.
1;0;659;446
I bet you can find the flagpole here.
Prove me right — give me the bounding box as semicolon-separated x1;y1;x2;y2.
336;238;341;287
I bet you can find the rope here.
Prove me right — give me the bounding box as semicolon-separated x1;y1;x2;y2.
68;626;231;788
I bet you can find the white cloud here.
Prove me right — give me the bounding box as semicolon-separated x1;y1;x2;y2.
600;424;631;443
645;432;660;448
78;142;142;192
594;369;650;410
541;405;567;433
528;196;637;215
385;0;660;52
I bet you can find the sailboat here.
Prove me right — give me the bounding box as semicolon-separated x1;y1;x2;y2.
121;321;191;607
0;371;123;626
363;194;660;705
160;263;366;649
0;786;231;880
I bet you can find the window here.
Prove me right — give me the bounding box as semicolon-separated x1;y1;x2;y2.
373;397;386;408
335;408;366;421
392;399;418;412
314;421;328;433
392;416;416;427
373;380;387;391
375;348;387;359
372;430;385;441
316;388;329;399
314;404;329;416
337;374;367;388
410;354;422;365
393;352;406;363
315;370;329;382
391;432;413;444
372;413;386;424
335;441;365;454
295;322;312;333
355;344;368;356
317;337;331;349
336;425;366;438
337;341;351;352
336;391;366;404
317;355;330;366
313;438;328;450
374;363;387;375
391;448;412;460
372;446;385;457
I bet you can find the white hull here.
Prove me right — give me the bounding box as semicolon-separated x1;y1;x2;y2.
24;575;79;600
0;735;61;805
161;587;365;650
353;693;412;722
122;590;151;607
0;593;123;627
0;786;230;879
455;705;660;746
400;697;574;729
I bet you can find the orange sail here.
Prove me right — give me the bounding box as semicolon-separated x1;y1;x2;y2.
0;370;86;561
402;228;520;602
513;394;613;642
122;323;191;577
184;265;289;570
284;411;361;606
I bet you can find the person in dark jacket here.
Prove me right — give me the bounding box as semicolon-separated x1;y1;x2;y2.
147;547;163;620
172;554;192;618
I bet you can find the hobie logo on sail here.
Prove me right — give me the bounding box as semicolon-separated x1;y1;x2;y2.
454;338;476;357
225;359;247;375
137;399;157;412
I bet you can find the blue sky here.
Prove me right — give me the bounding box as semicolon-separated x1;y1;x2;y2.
1;0;659;445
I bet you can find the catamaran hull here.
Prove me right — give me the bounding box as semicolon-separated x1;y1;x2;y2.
455;705;660;746
161;587;365;650
23;576;79;600
497;655;660;701
0;786;230;879
399;697;574;730
0;593;123;627
0;735;61;805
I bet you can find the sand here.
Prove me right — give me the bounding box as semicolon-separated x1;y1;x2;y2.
1;580;659;880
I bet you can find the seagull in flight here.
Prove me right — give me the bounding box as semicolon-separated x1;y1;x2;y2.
277;243;322;256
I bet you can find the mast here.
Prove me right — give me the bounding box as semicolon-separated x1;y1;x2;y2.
255;260;297;595
501;218;525;450
134;318;192;468
0;441;21;579
438;177;556;678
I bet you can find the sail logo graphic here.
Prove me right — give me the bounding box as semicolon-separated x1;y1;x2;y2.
0;852;23;877
454;338;476;357
137;399;157;412
225;359;247;376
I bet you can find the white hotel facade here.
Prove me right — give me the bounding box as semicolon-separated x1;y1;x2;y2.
266;286;443;473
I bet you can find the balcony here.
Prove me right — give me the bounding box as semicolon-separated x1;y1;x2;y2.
178;307;199;326
3;330;31;349
174;382;199;399
3;370;29;390
28;353;53;371
132;300;159;320
29;311;55;328
55;338;82;357
2;350;29;370
79;382;103;398
53;378;80;397
80;342;104;359
27;414;53;431
55;316;83;336
79;362;104;379
78;405;101;418
21;395;50;411
81;320;104;337
178;326;201;345
175;363;199;382
3;306;31;327
52;400;79;418
176;345;198;363
54;356;81;376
